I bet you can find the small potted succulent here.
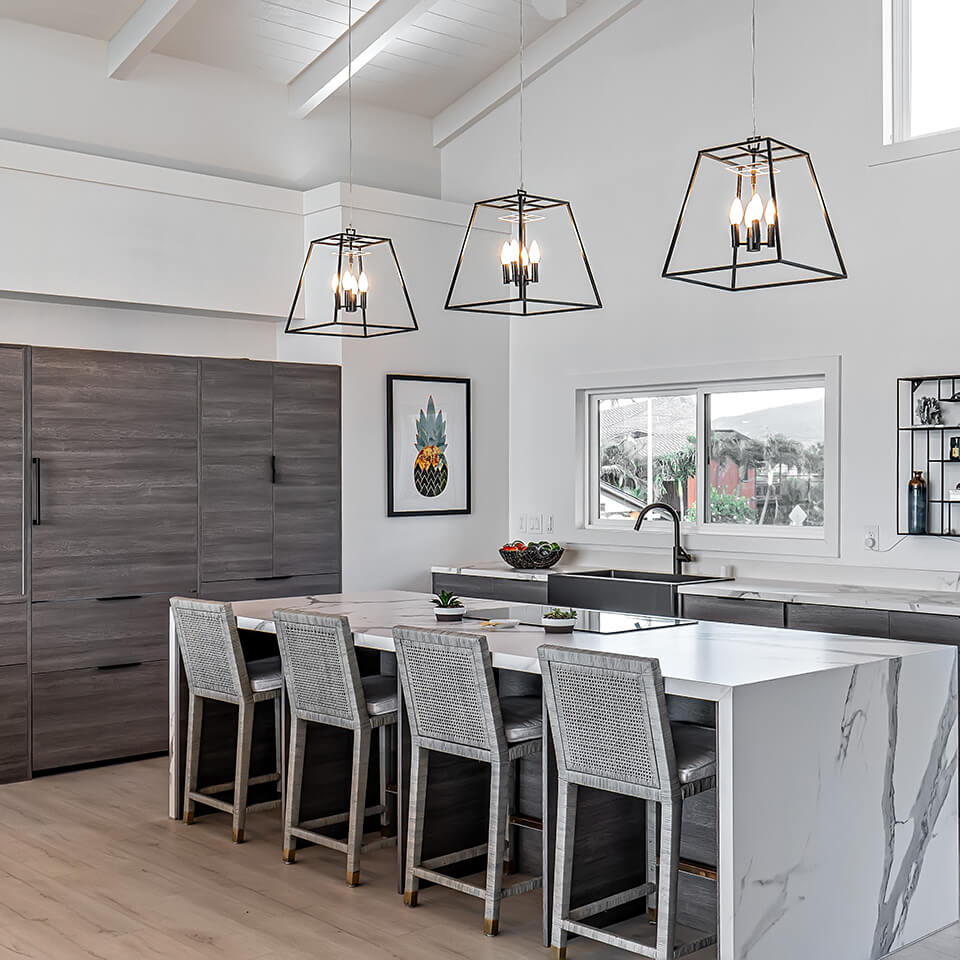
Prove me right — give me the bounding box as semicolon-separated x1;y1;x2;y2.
432;590;465;622
541;607;578;634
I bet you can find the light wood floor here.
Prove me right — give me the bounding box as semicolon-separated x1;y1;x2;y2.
0;758;955;960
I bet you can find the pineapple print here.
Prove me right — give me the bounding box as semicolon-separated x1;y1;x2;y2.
413;396;449;497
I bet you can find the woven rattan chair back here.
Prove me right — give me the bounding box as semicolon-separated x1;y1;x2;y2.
274;610;366;729
171;597;249;703
539;645;680;801
394;626;505;759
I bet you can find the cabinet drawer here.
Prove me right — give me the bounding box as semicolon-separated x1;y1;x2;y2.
888;611;960;646
432;574;548;605
681;594;785;627
32;661;168;770
785;603;889;638
0;664;28;783
199;574;340;603
0;602;26;667
32;596;170;674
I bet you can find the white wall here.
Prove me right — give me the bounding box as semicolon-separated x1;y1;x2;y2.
0;18;440;196
440;0;960;589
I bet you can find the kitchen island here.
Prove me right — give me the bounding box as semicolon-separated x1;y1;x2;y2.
168;590;958;960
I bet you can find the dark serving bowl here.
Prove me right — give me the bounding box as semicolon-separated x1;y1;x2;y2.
499;542;565;570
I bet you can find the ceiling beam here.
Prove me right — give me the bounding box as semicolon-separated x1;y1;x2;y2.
288;0;436;120
432;0;645;147
107;0;197;80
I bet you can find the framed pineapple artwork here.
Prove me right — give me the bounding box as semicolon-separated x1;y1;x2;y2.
386;374;471;517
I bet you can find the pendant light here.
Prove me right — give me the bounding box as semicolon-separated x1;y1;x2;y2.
285;0;418;338
445;0;601;316
662;0;847;291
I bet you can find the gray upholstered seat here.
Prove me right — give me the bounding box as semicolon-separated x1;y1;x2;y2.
672;723;716;785
248;656;283;693
500;696;542;743
362;675;398;716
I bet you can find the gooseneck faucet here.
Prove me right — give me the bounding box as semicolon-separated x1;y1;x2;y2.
634;502;694;576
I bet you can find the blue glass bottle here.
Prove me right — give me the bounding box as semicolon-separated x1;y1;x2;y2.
908;471;927;534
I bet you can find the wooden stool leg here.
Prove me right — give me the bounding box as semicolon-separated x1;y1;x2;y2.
403;746;429;906
551;779;578;958
282;715;307;863
346;727;371;886
655;799;682;960
646;799;659;922
232;701;254;843
183;693;203;825
483;759;510;936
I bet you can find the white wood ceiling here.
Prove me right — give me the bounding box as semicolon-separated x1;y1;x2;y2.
0;0;580;116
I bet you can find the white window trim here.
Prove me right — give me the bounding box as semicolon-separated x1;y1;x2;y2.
870;0;960;166
572;357;841;560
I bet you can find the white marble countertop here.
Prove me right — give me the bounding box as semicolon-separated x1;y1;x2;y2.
676;577;960;616
431;560;596;582
232;590;947;702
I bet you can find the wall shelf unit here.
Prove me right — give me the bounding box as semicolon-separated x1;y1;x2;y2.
898;375;960;536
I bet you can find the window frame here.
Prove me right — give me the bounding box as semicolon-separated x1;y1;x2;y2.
577;357;840;559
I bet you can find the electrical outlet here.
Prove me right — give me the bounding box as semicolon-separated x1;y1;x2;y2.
529;513;543;534
545;514;554;534
864;524;879;551
518;513;527;533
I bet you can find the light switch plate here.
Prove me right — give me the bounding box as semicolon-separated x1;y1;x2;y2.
545;514;554;533
529;513;543;534
519;513;527;533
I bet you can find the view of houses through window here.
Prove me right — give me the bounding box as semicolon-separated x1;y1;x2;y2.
596;383;826;530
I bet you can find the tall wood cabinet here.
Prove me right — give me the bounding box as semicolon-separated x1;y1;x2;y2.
0;345;342;783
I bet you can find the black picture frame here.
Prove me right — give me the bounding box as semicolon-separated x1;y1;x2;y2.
386;374;472;517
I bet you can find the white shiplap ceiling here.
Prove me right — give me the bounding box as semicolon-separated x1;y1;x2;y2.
0;0;580;117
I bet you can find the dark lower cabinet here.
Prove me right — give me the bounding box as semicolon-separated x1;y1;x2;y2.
0;665;28;784
888;611;960;646
785;603;890;638
681;594;785;627
431;573;548;605
199;574;341;602
32;660;168;771
0;602;27;667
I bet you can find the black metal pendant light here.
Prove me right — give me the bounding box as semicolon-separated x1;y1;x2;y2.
285;0;418;338
662;0;846;291
445;0;601;316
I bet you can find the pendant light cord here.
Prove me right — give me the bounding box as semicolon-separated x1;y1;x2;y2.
347;0;354;228
519;0;524;190
751;0;757;137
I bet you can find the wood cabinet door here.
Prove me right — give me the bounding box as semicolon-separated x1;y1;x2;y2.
272;364;341;577
0;348;24;599
0;663;28;783
199;359;274;582
31;349;199;600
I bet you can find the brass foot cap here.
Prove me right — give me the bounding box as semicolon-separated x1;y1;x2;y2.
503;859;515;876
232;829;245;844
346;871;360;886
647;908;658;923
282;849;296;864
483;918;500;937
403;890;418;907
184;812;194;825
550;948;567;960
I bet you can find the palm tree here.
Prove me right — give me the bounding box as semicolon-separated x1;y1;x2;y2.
758;434;804;524
599;435;644;498
655;435;697;514
710;432;764;497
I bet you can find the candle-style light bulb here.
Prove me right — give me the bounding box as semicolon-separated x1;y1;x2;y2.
745;192;764;251
529;239;541;282
729;197;744;248
500;240;512;284
358;270;368;310
764;197;777;247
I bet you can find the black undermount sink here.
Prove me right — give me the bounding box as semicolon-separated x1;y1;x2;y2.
547;570;731;618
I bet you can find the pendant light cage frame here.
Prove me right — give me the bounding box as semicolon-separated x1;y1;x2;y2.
285;229;418;338
445;188;602;316
662;135;847;292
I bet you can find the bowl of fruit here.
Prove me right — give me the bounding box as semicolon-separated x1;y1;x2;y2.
498;540;565;570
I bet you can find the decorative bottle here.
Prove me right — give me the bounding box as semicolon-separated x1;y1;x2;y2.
908;470;927;535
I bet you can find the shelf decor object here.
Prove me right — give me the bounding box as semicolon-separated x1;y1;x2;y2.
387;375;471;517
662;0;846;291
444;0;600;316
284;0;417;339
897;375;960;536
499;540;565;570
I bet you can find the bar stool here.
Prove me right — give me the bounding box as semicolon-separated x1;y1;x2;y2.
394;625;543;937
171;597;283;843
274;609;398;886
538;645;718;960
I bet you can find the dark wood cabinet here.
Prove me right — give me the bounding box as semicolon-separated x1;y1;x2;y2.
888;611;960;647
32;660;168;771
0;348;25;600
0;663;28;783
785;603;890;638
681;594;785;627
0;602;26;667
199;574;340;602
200;359;274;582
272;363;341;577
30;349;198;600
432;573;548;605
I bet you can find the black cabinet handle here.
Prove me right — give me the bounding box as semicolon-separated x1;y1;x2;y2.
95;595;144;602
97;661;143;671
271;454;277;484
31;458;40;525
